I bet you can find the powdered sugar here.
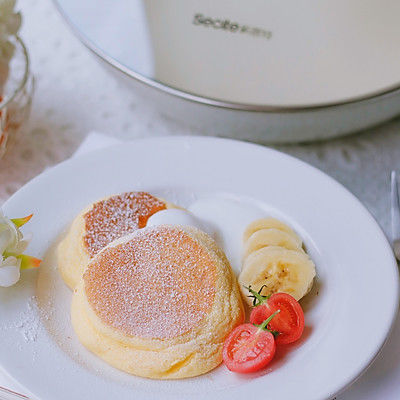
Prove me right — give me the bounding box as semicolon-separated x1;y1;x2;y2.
83;192;166;257
1;295;40;343
84;225;216;339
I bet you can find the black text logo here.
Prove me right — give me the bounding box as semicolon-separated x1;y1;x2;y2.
193;13;272;40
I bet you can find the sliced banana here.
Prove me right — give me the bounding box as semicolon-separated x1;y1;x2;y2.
243;228;303;261
238;246;316;305
243;217;300;243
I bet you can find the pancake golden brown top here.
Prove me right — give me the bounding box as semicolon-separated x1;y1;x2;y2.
83;192;166;257
83;226;217;340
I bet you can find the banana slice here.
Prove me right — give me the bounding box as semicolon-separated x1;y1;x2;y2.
243;228;303;261
238;246;316;305
243;217;300;243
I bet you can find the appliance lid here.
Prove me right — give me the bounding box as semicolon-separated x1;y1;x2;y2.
55;0;400;109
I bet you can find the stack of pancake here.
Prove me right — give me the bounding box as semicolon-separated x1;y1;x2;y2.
58;192;244;379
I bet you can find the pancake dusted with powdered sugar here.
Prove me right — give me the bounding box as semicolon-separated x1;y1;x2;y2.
72;225;244;379
58;192;168;289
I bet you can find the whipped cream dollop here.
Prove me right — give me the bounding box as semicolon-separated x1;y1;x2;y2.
147;198;266;275
146;208;216;239
188;196;266;275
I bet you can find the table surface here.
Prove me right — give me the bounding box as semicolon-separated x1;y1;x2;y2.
1;0;400;398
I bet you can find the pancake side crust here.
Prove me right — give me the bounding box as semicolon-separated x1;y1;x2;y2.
58;205;91;289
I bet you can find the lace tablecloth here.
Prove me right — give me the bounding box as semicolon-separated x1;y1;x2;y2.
1;0;400;399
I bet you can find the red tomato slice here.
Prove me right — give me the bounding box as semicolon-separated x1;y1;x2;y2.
250;293;304;345
222;323;276;373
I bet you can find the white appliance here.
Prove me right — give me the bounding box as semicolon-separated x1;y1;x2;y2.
55;0;400;143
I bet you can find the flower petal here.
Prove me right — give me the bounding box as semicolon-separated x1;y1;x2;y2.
18;254;41;270
0;255;21;287
11;214;33;228
0;216;19;252
13;238;29;254
0;264;20;287
1;255;19;267
0;227;13;255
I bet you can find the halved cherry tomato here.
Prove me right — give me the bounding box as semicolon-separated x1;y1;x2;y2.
222;311;279;373
250;292;304;345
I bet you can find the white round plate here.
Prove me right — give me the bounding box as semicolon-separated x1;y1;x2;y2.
0;137;398;400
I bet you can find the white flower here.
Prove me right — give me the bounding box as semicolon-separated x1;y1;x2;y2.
0;255;20;287
0;210;30;287
0;209;25;253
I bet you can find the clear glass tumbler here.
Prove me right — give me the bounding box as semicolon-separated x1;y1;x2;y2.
0;35;34;160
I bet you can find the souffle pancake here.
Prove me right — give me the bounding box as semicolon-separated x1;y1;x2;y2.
71;225;244;379
58;192;168;289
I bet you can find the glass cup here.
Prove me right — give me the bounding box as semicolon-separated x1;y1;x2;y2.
0;35;34;160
